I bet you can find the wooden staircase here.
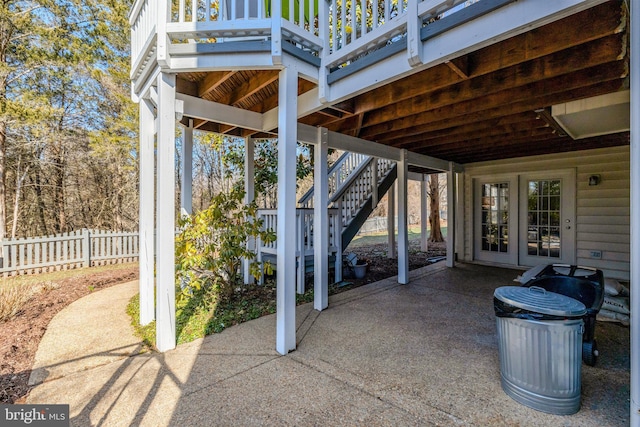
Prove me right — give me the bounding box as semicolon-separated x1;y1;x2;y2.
257;152;397;291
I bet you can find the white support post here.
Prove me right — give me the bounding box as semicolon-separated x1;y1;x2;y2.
371;158;379;209
314;127;329;311
334;201;343;283
244;137;256;285
455;172;464;262
446;163;457;268
387;182;396;259
397;150;409;284
276;66;298;355
139;98;156;326
630;1;639;425
156;72;177;352
421;174;428;252
180;120;193;216
297;211;305;294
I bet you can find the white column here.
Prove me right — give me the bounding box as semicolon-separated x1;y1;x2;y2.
314;127;329;311
371;158;379;208
397;150;409;284
446;163;457;268
139;98;155;326
180;120;193;216
156;72;177;352
276;66;298;355
420;174;428;252
244;137;255;285
387;182;396;259
630;1;639;425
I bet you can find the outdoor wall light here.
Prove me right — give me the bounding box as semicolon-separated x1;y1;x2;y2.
588;175;601;186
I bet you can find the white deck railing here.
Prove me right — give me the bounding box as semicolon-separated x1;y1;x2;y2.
130;0;483;81
257;208;342;291
1;229;139;276
257;208;341;256
129;0;158;76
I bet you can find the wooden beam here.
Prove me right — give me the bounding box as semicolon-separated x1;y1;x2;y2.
218;71;279;107
396;119;547;151
446;132;629;163
357;34;626;132
379;111;536;144
356;60;628;139
177;93;264;131
198;71;236;98
445;56;469;79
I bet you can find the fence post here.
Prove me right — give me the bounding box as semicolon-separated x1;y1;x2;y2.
83;229;91;268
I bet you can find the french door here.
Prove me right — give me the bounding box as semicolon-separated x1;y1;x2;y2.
474;176;518;265
518;171;576;267
474;170;576;267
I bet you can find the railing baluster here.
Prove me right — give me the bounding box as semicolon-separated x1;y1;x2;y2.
361;0;366;37
192;0;198;21
373;0;379;29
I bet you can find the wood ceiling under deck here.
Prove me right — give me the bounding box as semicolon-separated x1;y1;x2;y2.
176;0;630;165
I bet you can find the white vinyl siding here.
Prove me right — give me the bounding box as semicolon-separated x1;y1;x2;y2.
462;146;630;280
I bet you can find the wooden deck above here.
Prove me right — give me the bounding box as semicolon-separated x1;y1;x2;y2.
130;0;629;164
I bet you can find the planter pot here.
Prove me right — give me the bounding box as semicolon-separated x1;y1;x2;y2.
353;263;368;279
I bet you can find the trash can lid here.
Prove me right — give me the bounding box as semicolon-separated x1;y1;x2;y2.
494;286;587;317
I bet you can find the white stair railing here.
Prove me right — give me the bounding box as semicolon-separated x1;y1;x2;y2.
299;151;369;208
332;157;395;229
256;153;395;289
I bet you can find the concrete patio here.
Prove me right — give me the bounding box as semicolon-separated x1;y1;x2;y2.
27;262;630;426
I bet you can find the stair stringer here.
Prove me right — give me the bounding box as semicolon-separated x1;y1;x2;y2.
340;164;397;251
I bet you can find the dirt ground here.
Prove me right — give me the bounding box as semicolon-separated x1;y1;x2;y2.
0;240;446;404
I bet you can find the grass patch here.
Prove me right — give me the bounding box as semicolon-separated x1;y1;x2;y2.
128;279;317;348
126;293;156;351
348;226;448;249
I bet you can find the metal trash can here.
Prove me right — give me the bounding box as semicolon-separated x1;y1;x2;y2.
494;286;587;415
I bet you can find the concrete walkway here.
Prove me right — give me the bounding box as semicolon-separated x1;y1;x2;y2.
26;263;630;426
28;281;143;386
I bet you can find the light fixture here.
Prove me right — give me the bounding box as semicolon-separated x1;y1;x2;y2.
588;175;601;186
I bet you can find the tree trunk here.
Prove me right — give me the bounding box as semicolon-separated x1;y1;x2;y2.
33;168;49;236
428;174;444;242
11;162;28;239
0;120;6;260
52;150;67;233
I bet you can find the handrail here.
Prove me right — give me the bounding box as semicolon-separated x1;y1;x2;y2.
298;151;368;206
131;0;502;94
328;156;374;205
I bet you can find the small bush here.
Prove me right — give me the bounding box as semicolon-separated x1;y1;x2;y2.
175;187;275;313
0;282;37;322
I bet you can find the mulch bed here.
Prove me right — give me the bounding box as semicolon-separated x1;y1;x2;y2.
0;266;138;404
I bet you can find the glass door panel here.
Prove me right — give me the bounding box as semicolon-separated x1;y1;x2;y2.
519;171;575;267
474;176;517;265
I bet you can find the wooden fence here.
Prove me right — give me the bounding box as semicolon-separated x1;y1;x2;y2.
1;229;139;276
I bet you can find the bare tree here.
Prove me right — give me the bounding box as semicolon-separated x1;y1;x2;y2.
428;173;445;242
